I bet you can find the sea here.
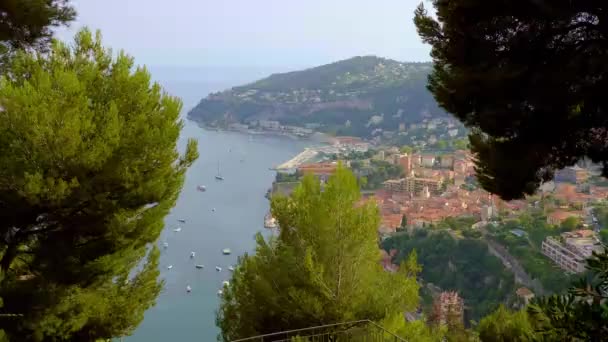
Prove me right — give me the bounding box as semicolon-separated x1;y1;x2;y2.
126;68;310;342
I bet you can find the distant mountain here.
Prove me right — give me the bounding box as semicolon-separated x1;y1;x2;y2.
187;56;446;137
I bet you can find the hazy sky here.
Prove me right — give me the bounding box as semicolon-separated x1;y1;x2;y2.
57;0;430;69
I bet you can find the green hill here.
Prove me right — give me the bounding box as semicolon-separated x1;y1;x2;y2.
187;56;446;137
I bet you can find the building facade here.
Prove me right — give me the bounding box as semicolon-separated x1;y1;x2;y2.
541;230;604;273
431;291;464;326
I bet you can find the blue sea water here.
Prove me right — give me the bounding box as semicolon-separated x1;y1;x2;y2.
126;74;309;342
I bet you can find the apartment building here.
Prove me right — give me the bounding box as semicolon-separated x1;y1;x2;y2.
541;230;604;273
383;176;443;195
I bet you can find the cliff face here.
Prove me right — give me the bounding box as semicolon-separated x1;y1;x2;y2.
188;56;446;137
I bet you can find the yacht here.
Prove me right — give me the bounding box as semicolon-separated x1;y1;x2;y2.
217;289;223;296
195;264;204;269
162;242;169;249
167;265;173;270
190;251;195;258
222;281;230;287
222;248;231;255
215;266;222;272
197;185;206;192
173;227;182;232
228;266;235;272
186;285;192;293
178;219;186;223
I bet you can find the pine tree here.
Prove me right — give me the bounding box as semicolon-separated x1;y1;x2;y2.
0;0;76;68
414;1;608;200
217;166;420;341
478;305;535;342
528;251;608;341
0;28;198;340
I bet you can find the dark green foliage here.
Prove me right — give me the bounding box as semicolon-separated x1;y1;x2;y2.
217;167;420;341
414;1;608;200
0;29;198;340
528;251;608;341
275;171;301;183
383;231;516;321
600;229;608;244
356;160;403;190
0;0;75;68
188;56;445;137
491;217;573;294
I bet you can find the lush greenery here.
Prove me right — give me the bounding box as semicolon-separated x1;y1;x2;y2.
217;167;420;341
415;1;608;200
477;250;608;341
275;171;301;183
383;230;516;321
353;160;403;190
188;56;447;137
528;250;608;341
489;215;575;294
0;29;198;340
477;305;536;342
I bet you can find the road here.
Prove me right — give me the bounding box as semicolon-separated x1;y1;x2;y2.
480;227;546;295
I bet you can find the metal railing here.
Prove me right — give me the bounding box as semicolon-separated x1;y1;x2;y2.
230;320;407;342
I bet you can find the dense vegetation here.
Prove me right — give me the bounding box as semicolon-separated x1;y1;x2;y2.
354;160;404;190
0;0;75;68
188;56;446;137
0;29;197;340
383;230;516;322
217;167;420;341
489;215;575;294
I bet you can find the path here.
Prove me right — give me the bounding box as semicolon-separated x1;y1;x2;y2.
480;227;545;295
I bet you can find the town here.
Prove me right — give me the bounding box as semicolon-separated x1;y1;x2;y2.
267;134;608;323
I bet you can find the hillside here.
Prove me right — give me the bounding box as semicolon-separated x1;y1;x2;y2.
187;56;446;137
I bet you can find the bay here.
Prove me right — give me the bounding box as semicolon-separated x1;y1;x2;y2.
127;76;309;341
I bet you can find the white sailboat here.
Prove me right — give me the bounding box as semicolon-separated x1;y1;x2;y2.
215;161;224;180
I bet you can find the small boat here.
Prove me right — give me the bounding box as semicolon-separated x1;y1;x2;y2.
228;266;235;272
212;208;216;212
197;185;206;192
186;285;192;293
195;264;205;269
173;227;182;232
222;248;231;255
215;266;222;272
217;289;223;296
190;251;195;258
215;161;224;180
163;242;169;249
167;265;173;270
222;281;230;287
178;219;186;223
